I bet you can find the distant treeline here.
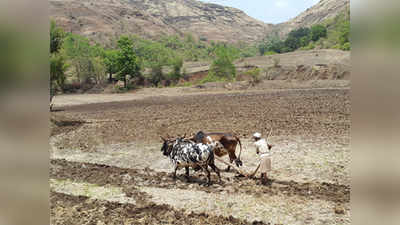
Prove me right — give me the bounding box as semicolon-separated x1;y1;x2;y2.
50;20;258;94
258;9;350;55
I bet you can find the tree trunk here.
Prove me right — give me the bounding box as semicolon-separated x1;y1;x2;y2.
109;71;112;83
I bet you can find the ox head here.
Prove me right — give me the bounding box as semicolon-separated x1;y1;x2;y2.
160;136;174;156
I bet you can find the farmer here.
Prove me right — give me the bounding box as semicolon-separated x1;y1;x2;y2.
250;132;273;185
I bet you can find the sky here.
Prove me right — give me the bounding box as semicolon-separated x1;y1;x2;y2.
200;0;321;24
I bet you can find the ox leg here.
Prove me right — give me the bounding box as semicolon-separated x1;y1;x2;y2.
173;166;178;179
202;166;211;186
227;150;238;172
209;163;221;183
185;167;190;181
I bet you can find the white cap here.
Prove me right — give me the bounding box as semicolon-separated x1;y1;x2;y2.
253;132;261;138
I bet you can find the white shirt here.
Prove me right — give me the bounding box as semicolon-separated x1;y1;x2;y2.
254;138;271;157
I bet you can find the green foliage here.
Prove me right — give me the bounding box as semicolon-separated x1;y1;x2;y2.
341;42;351;51
50;53;69;90
200;73;228;84
207;45;236;81
116;36;141;86
258;35;284;55
300;41;315;50
50;19;259;90
148;62;163;87
167;57;183;82
288;27;311;40
244;68;262;84
258;9;350;53
91;56;106;84
103;49;119;81
264;51;277;55
319;8;351;50
63;33;104;83
310;24;327;41
50;20;65;54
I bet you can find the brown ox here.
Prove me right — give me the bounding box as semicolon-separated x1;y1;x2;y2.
191;131;243;171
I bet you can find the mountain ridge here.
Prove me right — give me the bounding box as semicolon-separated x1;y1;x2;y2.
49;0;349;44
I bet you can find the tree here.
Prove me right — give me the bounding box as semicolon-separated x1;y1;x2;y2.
208;46;236;80
339;20;350;45
149;62;163;87
284;36;300;52
116;36;141;88
50;53;69;110
50;20;65;54
310;24;327;41
90;56;106;84
63;33;94;83
103;49;119;82
288;27;311;40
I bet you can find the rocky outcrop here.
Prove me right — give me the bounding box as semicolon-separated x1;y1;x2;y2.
49;0;274;44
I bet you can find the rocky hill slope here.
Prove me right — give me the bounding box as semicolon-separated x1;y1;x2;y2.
276;0;350;37
49;0;274;43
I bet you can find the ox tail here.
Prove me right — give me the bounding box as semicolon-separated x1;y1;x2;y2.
235;136;243;161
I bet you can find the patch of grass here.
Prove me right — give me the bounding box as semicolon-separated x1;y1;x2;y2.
178;81;194;87
200;73;231;84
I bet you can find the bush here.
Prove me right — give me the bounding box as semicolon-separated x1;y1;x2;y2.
50;53;69;91
200;73;229;84
244;68;262;84
300;42;315;50
208;46;236;80
310;24;327;41
264;51;277;55
341;42;351;51
149;63;163;87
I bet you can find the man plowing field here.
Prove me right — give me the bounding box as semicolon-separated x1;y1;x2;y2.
250;132;274;185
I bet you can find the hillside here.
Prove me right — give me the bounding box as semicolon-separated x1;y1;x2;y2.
276;0;350;37
49;0;274;44
181;49;350;84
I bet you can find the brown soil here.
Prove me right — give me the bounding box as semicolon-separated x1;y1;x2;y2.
51;88;349;151
50;159;350;204
50;191;263;225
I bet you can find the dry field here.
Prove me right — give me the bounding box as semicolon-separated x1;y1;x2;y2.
50;86;350;225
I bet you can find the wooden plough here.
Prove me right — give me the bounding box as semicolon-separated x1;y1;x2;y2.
214;157;251;177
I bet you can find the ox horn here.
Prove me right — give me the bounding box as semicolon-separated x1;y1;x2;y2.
160;136;166;141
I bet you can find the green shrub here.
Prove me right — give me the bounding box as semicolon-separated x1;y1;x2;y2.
244;68;262;84
341;42;351;51
208;46;236;80
264;51;277;55
200;73;229;84
310;24;327;41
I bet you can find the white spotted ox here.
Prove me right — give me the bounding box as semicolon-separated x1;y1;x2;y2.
160;137;221;185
